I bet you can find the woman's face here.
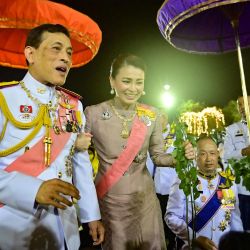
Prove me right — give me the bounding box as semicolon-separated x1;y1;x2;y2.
110;65;145;106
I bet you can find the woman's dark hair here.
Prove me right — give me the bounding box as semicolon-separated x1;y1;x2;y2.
110;53;146;78
25;23;70;49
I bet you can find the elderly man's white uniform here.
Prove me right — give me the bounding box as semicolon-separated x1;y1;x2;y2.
0;73;101;250
223;121;250;230
165;174;243;250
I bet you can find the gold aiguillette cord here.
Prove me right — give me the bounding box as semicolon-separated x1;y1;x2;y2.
43;106;53;166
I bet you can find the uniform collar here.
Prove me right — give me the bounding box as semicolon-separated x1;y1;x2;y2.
198;170;217;180
22;72;56;101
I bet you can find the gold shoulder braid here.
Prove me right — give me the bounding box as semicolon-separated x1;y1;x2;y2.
0;81;19;88
0;90;46;157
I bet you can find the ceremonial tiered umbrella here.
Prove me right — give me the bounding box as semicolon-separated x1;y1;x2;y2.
157;0;250;134
0;0;102;68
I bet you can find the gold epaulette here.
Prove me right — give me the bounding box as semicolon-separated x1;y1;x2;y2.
0;81;19;89
56;86;82;100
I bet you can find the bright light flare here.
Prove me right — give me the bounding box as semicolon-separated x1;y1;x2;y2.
163;84;170;91
161;92;175;108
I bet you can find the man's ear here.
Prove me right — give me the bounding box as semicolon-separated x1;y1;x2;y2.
24;46;35;65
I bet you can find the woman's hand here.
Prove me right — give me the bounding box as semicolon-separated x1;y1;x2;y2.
75;132;93;151
88;220;105;245
183;140;196;160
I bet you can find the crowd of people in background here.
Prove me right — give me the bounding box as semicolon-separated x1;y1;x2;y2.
0;22;250;250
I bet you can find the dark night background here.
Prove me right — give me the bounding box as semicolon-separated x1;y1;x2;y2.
1;0;250;118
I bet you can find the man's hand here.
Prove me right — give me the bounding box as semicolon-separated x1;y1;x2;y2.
193;236;218;250
242;145;250;156
183;141;196;160
88;220;105;246
35;179;80;209
75;132;93;151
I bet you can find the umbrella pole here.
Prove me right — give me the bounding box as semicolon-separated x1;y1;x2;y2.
231;20;250;140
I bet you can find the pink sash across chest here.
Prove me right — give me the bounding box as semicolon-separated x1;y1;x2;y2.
96;116;148;199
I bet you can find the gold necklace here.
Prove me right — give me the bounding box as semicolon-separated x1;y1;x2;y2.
20;81;61;134
110;101;137;138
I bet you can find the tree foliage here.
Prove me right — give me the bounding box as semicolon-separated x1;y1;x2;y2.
177;99;206;115
222;100;241;126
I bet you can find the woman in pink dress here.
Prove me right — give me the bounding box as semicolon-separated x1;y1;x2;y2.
84;54;194;250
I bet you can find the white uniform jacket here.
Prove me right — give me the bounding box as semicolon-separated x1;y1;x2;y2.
165;175;243;249
223;121;250;195
0;73;101;250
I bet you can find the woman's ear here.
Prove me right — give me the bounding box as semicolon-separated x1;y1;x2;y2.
109;76;115;95
109;75;114;88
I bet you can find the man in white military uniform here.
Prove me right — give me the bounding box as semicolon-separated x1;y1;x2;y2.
0;24;104;250
223;96;250;231
165;137;243;250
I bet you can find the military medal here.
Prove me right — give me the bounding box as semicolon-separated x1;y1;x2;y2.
217;190;223;200
218;220;228;231
221;189;236;209
19;113;33;121
197;180;203;193
201;195;207;202
53;125;61;135
208;181;215;189
71;110;81;133
59;93;75;109
66;120;73;132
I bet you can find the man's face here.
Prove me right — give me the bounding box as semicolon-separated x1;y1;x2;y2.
196;138;219;174
26;31;72;86
237;96;250;120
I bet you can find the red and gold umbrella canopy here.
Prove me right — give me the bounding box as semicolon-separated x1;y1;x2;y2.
0;0;102;68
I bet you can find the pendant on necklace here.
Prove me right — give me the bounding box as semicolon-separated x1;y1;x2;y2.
121;121;130;138
121;129;129;139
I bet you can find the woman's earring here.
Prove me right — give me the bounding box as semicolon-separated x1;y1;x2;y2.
142;90;146;96
110;88;115;95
